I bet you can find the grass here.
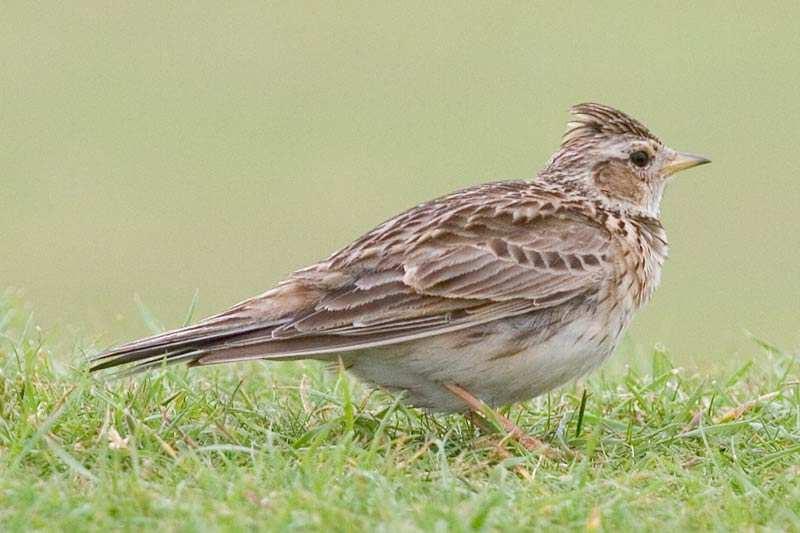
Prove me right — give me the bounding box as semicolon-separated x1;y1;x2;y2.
1;292;799;532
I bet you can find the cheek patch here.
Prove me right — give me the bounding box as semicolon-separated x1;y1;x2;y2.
592;160;646;205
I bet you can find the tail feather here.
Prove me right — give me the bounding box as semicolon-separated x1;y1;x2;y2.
102;349;199;378
90;318;285;372
94;322;276;359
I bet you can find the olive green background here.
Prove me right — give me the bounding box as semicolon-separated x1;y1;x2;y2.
2;3;798;364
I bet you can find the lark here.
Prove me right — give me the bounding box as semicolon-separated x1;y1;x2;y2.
92;103;709;446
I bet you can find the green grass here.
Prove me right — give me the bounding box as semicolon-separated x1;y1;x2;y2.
1;293;799;532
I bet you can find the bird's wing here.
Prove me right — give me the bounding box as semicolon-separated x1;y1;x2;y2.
92;183;614;373
276;211;611;336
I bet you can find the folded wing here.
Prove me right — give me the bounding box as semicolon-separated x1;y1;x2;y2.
91;183;613;374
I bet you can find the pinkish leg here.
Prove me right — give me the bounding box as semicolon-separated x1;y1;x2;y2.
443;383;557;457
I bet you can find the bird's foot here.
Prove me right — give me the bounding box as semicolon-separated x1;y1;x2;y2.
444;383;561;460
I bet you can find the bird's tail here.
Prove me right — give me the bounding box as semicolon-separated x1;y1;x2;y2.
89;314;286;375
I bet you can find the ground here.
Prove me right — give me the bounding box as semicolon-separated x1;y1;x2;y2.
1;294;798;532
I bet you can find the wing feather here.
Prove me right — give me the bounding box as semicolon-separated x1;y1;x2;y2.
92;182;614;373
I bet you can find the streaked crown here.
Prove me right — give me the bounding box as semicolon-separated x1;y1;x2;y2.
562;103;660;148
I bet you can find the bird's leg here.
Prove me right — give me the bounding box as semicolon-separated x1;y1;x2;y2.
443;383;556;457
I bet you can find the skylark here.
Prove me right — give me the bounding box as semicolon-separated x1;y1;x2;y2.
93;103;709;441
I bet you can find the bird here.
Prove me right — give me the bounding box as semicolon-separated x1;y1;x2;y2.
92;103;709;445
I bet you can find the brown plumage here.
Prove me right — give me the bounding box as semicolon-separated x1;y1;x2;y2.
92;103;709;416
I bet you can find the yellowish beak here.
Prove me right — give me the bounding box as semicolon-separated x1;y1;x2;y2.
663;151;711;176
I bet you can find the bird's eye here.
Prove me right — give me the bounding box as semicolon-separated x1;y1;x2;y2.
630;150;651;168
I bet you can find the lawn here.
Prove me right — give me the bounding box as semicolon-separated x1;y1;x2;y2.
1;293;798;532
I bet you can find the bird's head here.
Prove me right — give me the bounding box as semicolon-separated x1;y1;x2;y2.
543;103;709;216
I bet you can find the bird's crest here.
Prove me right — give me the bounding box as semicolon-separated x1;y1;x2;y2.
562;103;660;147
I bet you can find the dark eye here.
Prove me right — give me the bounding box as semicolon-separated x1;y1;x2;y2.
630;150;651;168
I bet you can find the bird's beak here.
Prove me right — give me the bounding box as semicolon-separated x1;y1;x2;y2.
663;151;711;176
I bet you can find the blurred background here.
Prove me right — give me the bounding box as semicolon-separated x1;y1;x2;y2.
2;3;798;367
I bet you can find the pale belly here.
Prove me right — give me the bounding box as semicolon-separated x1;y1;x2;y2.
344;302;632;413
